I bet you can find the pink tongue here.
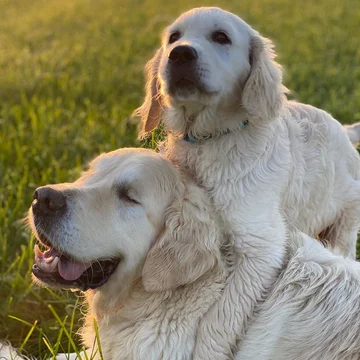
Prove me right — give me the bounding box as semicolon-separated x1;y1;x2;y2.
58;256;91;281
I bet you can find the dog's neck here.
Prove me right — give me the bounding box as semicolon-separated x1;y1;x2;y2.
163;102;250;140
80;179;230;359
81;267;227;359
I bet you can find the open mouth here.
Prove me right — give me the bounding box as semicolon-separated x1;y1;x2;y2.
32;234;120;291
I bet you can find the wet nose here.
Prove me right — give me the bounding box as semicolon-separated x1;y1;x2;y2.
168;45;198;64
32;186;66;215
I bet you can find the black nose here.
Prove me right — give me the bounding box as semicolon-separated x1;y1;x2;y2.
168;45;198;64
32;186;66;216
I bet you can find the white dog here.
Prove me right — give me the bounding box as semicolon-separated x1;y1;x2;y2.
3;148;360;360
28;148;229;360
136;7;360;358
236;230;360;360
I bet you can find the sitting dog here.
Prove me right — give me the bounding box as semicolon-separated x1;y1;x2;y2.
28;148;229;359
135;7;360;357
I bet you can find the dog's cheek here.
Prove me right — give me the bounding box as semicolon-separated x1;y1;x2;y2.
62;207;97;257
62;221;84;254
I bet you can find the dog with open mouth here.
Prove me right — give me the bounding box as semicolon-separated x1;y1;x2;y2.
28;148;229;359
30;185;121;291
21;147;360;360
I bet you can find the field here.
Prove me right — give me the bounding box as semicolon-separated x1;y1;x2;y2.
0;0;359;358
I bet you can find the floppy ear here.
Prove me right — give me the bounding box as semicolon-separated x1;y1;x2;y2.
134;48;164;139
242;35;287;122
142;183;221;292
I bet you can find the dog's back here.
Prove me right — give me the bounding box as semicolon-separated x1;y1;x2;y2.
237;231;360;360
281;101;360;257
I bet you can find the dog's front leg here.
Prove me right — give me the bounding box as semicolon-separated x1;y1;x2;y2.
193;217;286;360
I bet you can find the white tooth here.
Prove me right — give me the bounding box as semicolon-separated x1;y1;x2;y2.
34;244;43;259
48;256;59;272
45;256;54;263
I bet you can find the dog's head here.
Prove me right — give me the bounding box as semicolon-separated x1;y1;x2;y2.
136;7;286;137
29;148;222;294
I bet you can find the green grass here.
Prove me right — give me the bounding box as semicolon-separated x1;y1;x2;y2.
0;0;359;358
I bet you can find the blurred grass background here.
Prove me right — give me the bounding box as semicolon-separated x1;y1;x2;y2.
0;0;359;357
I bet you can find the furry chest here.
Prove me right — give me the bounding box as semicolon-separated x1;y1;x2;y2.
165;136;287;220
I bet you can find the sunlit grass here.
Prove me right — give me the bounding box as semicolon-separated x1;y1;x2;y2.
0;0;359;357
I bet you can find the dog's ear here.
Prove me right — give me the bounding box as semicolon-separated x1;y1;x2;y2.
242;35;287;122
134;48;164;139
142;183;221;292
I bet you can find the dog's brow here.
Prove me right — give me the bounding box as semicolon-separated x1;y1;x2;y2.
167;27;180;34
113;181;141;195
112;182;130;192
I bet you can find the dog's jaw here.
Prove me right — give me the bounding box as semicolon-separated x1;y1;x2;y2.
162;93;249;139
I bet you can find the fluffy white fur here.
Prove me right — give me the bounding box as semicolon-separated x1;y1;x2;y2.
0;343;79;360
236;230;360;360
28;148;229;360
0;342;28;360
4;149;360;360
5;230;360;360
136;7;360;357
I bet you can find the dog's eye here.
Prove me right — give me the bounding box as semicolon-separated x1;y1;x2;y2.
212;31;231;45
118;188;140;205
169;31;181;44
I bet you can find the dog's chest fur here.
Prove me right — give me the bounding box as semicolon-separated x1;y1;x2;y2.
164;121;291;240
163;103;360;240
82;270;227;360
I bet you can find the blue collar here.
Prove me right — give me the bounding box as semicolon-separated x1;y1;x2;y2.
182;119;249;143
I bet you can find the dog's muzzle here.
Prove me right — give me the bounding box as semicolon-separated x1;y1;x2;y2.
167;45;199;94
30;186;121;291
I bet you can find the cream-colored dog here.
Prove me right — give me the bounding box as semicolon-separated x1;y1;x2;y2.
136;7;360;357
28;148;229;359
236;230;360;360
2;148;360;360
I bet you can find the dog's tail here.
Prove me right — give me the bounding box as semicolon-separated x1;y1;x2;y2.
344;122;360;146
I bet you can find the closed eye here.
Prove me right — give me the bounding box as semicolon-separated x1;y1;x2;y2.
117;187;140;205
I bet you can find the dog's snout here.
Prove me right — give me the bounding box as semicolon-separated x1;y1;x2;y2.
32;186;66;215
168;45;198;64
